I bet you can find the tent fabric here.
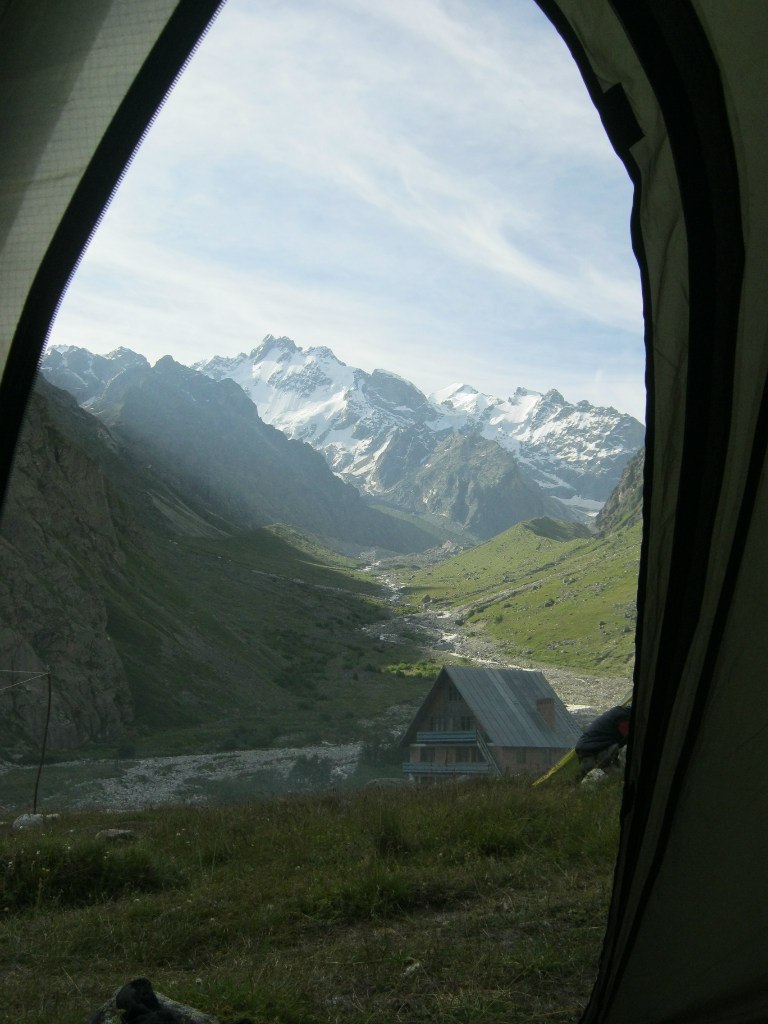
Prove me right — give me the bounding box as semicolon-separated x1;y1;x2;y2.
1;1;768;1022
0;0;223;501
534;2;768;1021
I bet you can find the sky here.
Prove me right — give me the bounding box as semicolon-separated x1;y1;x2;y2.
48;0;646;421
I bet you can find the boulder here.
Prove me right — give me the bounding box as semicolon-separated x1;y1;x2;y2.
88;977;252;1024
12;813;44;830
580;767;608;788
95;828;136;843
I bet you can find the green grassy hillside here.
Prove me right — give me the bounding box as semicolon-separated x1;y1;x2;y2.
0;776;621;1023
393;517;641;676
101;523;429;757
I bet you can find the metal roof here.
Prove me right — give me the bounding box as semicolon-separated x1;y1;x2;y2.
403;666;583;749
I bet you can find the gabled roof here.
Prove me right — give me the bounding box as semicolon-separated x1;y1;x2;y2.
402;666;582;750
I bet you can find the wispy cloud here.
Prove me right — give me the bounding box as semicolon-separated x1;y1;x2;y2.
50;0;645;419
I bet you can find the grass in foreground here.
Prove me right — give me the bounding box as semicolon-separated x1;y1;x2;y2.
0;776;621;1023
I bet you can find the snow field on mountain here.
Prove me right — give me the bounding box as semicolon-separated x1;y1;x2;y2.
194;334;644;521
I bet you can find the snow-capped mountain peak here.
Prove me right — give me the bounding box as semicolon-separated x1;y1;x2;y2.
193;336;644;519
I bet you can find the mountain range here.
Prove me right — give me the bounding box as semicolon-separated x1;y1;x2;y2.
43;338;644;539
40;347;437;555
195;336;643;513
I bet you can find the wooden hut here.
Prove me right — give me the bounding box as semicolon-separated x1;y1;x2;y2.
401;666;581;780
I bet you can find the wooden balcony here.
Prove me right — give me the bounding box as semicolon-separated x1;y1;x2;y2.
401;762;492;775
415;731;479;744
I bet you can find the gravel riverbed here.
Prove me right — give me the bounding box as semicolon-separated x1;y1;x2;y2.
0;743;363;815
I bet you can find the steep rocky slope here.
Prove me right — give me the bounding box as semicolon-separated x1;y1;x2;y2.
382;431;564;537
594;448;644;534
0;384;135;757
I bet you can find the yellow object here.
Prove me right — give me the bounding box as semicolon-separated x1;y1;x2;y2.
532;748;578;786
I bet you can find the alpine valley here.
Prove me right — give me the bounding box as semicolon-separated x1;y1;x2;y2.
0;340;643;763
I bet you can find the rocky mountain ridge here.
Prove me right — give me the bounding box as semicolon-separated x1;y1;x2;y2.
195;335;644;517
43;340;644;540
42;348;438;555
594;447;644;534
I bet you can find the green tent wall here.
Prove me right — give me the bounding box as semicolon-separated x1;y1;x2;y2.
0;0;223;495
1;2;767;1021
534;5;768;1021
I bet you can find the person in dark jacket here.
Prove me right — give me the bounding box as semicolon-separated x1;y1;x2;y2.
575;704;631;777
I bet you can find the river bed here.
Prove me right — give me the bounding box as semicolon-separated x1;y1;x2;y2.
0;742;364;816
